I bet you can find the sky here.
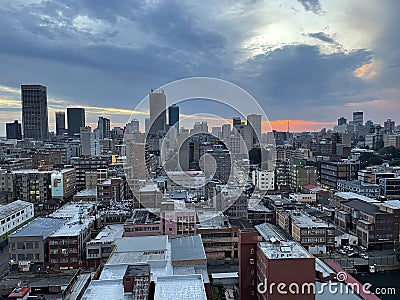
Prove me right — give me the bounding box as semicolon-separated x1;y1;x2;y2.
0;0;399;135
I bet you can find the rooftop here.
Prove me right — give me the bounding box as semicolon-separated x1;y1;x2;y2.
0;200;32;219
81;279;132;300
171;235;206;262
258;240;314;260
74;188;97;197
155;275;207;300
291;213;330;228
255;222;293;242
126;264;150;276
114;235;168;253
335;192;380;203
381;200;400;210
11;217;66;239
344;200;381;216
87;224;124;245
127;209;160;225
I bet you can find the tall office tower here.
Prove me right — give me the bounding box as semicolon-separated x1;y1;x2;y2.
221;124;231;139
6;120;22;140
384;118;395;133
352;111;364;126
247;114;261;144
97;116;111;139
67;108;85;137
211;126;221;137
149;89;166;135
337;116;347;126
145;118;150;134
126;119;140;133
55;111;66;136
232;117;242;128
21;84;48;140
168;104;179;131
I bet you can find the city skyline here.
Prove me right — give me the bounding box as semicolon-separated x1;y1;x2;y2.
1;1;399;135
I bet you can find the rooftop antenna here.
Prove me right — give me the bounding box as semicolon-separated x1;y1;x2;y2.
287;120;290;134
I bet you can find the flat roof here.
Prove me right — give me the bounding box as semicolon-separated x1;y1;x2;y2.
381;200;400;209
171;235;206;262
335;192;380;203
74;188;97;197
11;217;66;239
255;223;293;242
114;236;168;253
258;240;314;260
81;279;132;300
344;200;381;216
0;200;32;219
211;272;239;279
88;224;124;245
291;214;330;228
155;275;207;300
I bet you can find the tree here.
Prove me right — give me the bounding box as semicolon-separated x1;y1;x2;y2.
367;156;383;166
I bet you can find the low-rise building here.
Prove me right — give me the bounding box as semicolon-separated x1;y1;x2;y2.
0;200;34;249
9;217;66;272
86;224;124;268
48;202;96;270
336;180;382;199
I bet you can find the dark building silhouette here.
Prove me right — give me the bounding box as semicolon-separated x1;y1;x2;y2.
6;120;22;140
67;108;85;137
55;111;66;136
168;104;179;131
21;84;48;140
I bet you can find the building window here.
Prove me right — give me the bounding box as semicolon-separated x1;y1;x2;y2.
250;258;255;265
250;248;254;254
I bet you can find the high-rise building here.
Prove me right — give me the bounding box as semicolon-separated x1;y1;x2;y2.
80;126;92;156
149;89;166;135
233;117;242;128
126;119;140;133
145;118;150;134
67;108;85;137
6;120;22;140
97;116;111;139
168;104;179;131
21;84;48;140
247;114;261;145
55;111;66;136
337;116;347;126
384;118;395;134
221;124;231;139
352;111;363;126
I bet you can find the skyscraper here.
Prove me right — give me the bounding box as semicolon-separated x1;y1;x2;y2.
352;111;364;126
233;117;242;128
168;104;179;131
97;116;111;139
67;108;85;137
247;114;261;144
21;84;48;140
126;119;140;133
337;117;347;126
6;120;22;140
149;89;166;135
55;111;66;136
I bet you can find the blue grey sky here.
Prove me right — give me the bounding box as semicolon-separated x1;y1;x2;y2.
0;0;399;134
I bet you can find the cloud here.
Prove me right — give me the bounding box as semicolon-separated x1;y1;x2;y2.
297;0;322;14
307;32;336;44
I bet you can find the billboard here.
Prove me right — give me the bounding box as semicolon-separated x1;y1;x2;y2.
51;172;64;198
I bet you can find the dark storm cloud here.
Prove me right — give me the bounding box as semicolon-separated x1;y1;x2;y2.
241;45;373;108
297;0;322;14
307;32;336;44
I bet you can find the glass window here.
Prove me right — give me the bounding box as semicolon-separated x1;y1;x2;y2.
17;243;25;250
26;242;33;249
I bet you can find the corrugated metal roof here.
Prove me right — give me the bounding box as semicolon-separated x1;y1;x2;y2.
11;217;66;239
171;235;206;262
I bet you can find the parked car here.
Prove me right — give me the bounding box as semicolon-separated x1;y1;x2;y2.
360;253;369;259
347;252;358;258
359;246;367;252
